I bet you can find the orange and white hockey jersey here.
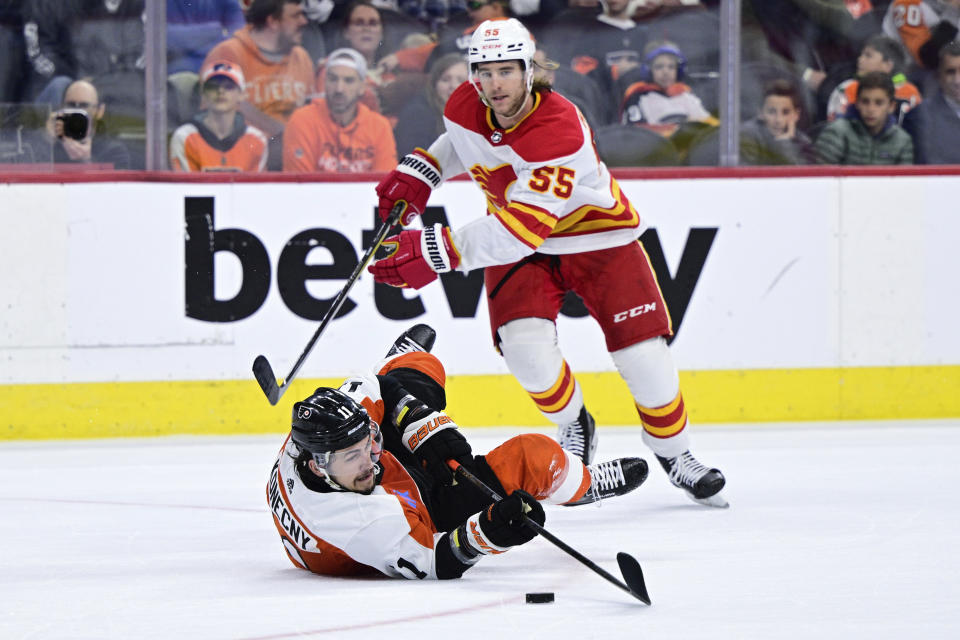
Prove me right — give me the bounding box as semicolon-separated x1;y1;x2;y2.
429;83;644;271
267;354;592;580
267;373;445;579
882;0;948;65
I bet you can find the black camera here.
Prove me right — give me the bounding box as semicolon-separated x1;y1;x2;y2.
57;108;90;140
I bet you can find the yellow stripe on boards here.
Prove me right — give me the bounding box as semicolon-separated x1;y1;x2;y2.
1;365;959;440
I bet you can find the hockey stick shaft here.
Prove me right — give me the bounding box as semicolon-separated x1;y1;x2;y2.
447;460;651;604
252;202;405;405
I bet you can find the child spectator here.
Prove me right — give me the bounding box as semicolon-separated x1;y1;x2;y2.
619;41;717;131
170;61;268;172
814;70;914;164
740;79;815;165
283;48;397;172
825;34;922;122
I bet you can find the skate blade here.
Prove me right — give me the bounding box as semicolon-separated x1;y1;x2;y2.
687;491;729;509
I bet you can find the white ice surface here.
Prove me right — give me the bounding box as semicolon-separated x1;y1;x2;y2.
2;422;959;640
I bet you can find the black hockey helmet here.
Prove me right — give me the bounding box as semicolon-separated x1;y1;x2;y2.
290;388;377;468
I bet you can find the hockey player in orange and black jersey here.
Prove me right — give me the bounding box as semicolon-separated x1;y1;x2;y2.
368;18;728;508
267;324;648;579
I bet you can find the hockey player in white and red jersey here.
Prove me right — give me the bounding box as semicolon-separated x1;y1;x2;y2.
368;18;727;507
267;324;648;579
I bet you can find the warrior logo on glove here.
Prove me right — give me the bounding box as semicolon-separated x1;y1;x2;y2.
376;149;442;227
369;224;461;290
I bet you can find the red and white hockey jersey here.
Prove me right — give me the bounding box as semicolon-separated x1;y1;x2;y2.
430;83;645;270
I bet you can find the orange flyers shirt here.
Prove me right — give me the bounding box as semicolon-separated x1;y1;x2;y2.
170;120;268;171
204;26;314;122
282;99;397;172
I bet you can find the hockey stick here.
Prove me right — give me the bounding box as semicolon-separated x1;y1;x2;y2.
447;460;651;605
252;201;405;405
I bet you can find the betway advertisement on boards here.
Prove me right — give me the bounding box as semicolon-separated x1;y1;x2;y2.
1;175;958;433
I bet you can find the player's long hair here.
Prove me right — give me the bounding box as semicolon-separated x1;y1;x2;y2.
532;77;554;94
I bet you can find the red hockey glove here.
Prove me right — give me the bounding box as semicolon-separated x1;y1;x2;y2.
459;490;545;555
368;224;461;290
376;149;442;226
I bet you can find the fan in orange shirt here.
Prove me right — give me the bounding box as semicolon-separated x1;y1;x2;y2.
283;48;397;172
170;61;268;172
203;0;314;169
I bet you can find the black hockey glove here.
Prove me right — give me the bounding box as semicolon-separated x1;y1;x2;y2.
398;405;472;481
436;490;545;579
460;490;545;554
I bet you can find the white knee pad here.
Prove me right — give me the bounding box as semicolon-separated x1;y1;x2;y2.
497;318;564;390
610;336;680;407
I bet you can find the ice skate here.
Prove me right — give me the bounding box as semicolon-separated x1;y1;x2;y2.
557;406;598;465
657;451;728;508
566;457;648;506
385;323;436;358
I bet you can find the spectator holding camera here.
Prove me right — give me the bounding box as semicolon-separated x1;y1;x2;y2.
40;79;130;169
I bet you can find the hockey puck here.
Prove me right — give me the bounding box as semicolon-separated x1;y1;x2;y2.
525;592;555;604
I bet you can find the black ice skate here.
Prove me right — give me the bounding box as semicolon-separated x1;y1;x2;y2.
566;457;648;506
385;323;436;358
557;406;598;465
657;451;728;508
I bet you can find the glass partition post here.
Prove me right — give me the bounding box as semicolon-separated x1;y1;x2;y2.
719;0;741;167
145;1;168;171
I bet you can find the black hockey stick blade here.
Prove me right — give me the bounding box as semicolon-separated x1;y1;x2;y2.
617;552;651;605
250;202;406;406
252;355;282;405
448;460;651;605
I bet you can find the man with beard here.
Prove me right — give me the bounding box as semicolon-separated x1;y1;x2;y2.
368;19;728;508
267;324;648;579
282;47;397;172
203;0;313;169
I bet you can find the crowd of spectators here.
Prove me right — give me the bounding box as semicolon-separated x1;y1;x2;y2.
1;0;960;171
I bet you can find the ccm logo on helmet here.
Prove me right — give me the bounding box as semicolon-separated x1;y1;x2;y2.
613;303;657;323
406;414;453;450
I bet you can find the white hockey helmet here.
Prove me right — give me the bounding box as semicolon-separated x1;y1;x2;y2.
468;18;537;95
